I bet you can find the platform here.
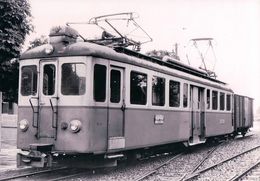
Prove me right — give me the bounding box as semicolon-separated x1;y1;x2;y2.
0;114;18;171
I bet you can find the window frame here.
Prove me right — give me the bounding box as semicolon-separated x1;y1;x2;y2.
212;90;218;110
183;83;189;108
206;89;211;110
93;64;107;102
130;70;148;105
169;80;180;108
226;94;231;111
152;75;166;106
42;64;56;96
20;65;38;96
220;92;225;111
110;69;121;103
61;62;86;96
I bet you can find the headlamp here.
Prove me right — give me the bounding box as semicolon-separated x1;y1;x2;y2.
19;119;29;132
69;120;82;133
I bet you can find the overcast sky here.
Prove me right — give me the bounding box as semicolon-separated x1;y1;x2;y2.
26;0;260;112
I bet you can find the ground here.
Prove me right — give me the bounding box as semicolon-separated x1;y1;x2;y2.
0;114;259;172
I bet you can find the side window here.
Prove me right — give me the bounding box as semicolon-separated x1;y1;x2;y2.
220;92;225;110
152;76;165;106
183;83;188;108
110;69;121;103
61;63;86;95
43;64;55;95
226;94;231;111
206;89;210;109
212;90;218;110
21;65;38;96
169;80;180;107
130;71;147;105
93;64;106;102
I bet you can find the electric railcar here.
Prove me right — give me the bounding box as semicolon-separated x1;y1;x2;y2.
17;26;253;168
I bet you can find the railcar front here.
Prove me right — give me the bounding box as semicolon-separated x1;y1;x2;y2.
18;55;96;167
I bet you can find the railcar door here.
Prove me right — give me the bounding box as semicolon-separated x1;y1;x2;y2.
190;86;206;145
107;66;125;150
38;60;58;139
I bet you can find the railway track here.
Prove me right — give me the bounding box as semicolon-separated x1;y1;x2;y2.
184;145;260;181
0;167;88;181
134;141;224;181
177;142;225;181
228;159;260;181
134;152;184;181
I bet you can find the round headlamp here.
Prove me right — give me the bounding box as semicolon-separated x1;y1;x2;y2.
19;119;29;132
69;120;82;133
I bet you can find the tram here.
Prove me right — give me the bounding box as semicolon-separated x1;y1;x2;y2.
17;13;253;168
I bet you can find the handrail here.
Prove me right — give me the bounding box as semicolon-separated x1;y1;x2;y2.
29;97;39;128
49;97;59;140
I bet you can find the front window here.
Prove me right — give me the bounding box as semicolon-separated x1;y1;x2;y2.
21;65;38;96
43;64;55;95
61;63;86;95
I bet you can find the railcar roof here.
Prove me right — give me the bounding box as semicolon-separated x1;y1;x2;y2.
20;41;228;88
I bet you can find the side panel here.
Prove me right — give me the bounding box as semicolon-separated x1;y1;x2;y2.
124;109;191;149
205;112;233;136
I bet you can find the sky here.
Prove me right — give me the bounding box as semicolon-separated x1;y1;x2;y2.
26;0;260;113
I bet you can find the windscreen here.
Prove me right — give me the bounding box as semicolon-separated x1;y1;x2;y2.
21;65;38;96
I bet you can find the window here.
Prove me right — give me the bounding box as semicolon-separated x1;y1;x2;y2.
21;65;38;96
226;94;231;111
152;76;165;106
183;83;188;108
206;89;210;109
220;92;225;110
212;90;218;110
110;70;121;103
130;71;147;105
61;63;86;95
93;64;106;102
169;80;180;107
43;64;55;95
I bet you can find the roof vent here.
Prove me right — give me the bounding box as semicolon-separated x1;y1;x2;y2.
49;26;79;45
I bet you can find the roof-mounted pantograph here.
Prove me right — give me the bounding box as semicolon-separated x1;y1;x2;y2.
66;12;152;51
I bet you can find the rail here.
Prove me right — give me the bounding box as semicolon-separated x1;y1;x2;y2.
0;167;87;181
184;145;260;180
134;152;183;181
228;159;260;181
178;142;225;181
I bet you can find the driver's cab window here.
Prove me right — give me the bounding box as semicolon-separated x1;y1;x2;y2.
61;63;86;95
21;65;38;96
43;64;55;95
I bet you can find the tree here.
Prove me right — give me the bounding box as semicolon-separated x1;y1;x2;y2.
0;0;33;103
0;0;33;62
27;35;48;50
